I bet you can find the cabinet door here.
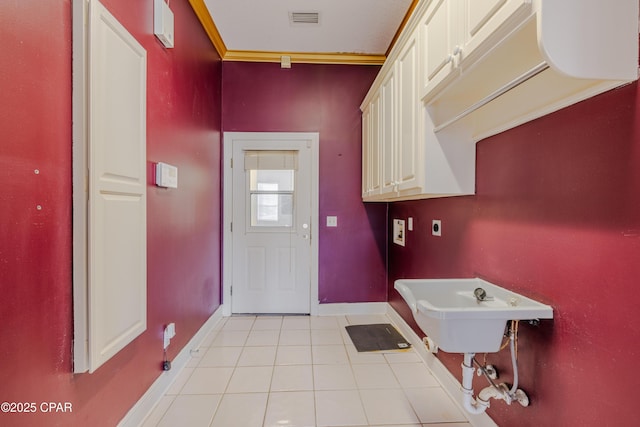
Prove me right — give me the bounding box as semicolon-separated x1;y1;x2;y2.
396;33;421;194
369;94;381;196
362;94;382;200
461;0;529;62
467;0;507;36
421;0;462;98
380;67;396;195
361;104;371;198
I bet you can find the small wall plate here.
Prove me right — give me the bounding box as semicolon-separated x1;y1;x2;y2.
393;219;406;246
432;220;442;236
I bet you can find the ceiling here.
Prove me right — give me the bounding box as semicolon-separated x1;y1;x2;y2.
189;0;417;65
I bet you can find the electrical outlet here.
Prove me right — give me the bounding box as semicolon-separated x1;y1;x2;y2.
432;220;442;236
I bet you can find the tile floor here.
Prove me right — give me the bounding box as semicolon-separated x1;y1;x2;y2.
140;314;472;427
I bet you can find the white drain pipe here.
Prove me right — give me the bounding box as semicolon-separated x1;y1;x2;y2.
460;329;529;414
461;353;491;414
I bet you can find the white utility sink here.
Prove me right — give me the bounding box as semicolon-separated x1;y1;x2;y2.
395;278;553;353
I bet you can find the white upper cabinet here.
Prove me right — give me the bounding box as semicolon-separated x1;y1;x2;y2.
361;0;638;201
422;0;530;101
362;30;425;201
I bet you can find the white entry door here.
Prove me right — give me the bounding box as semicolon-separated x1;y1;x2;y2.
228;133;318;314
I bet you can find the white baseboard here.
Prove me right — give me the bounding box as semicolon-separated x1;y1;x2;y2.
386;305;498;427
117;306;225;427
315;302;388;316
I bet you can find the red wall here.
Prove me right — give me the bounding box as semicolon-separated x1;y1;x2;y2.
222;62;388;303
0;0;222;425
389;82;640;425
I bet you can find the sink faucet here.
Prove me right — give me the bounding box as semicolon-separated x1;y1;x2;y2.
474;287;488;301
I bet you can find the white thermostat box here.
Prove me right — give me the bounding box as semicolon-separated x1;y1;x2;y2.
156;162;178;188
154;0;174;48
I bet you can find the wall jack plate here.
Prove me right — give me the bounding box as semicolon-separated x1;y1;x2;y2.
393;219;406;246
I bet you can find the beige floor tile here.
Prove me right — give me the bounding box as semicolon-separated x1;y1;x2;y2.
404;387;467;424
312;344;349;364
252;316;283;330
226;366;273;393
281;316;310;330
180;367;233;395
310;316;340;330
221;316;255;331
352;363;400;389
165;367;194;395
209;393;268;427
264;391;315;427
157;394;221;427
311;329;344;345
390;363;440;388
315;390;367;426
384;350;422;364
236;345;277;366
359;388;420;425
245;329;281;346
345;343;387;364
275;345;312;365
197;346;242;367
279;329;311;346
271;365;314;391
313;364;356;390
211;330;249;347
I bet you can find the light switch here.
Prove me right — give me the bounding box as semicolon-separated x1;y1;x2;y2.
326;216;338;227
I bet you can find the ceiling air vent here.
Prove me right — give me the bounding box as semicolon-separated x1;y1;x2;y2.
289;11;320;26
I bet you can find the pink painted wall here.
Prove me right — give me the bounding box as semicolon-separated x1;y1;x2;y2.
0;0;222;425
389;82;640;425
222;62;388;303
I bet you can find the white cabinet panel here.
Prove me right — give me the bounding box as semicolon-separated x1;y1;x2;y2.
396;33;421;194
422;0;461;98
380;68;396;195
467;0;508;36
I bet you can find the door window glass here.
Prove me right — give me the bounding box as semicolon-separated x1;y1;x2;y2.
244;150;297;228
249;169;294;227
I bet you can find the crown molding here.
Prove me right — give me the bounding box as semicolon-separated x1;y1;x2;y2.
188;0;386;65
188;0;227;57
223;50;385;65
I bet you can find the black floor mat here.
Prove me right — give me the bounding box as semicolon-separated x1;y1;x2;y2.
345;323;411;352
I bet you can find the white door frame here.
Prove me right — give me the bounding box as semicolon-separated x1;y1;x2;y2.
223;132;320;316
